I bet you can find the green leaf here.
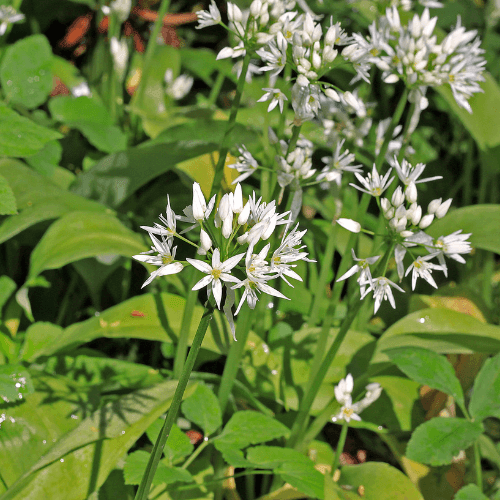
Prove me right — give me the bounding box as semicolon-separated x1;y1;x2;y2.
469;353;500;421
384;347;465;411
26;211;146;283
19;322;63;362
181;383;222;436
437;74;500;151
163;425;194;464
375;308;500;359
70;141;218;208
0;35;53;109
214;411;289;450
246;446;324;499
0;159;107;244
427;205;500;254
454;484;489;500
0;365;33;404
123;450;193;487
0;175;17;215
48;96;127;154
338;462;424;500
0;377;194;500
406;418;483;466
70;293;221;353
0;276;16;310
0;105;62;158
181;48;234;86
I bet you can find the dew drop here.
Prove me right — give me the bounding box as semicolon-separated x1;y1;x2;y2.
60;458;64;463
121;430;125;435
262;344;269;354
27;77;33;83
419;317;425;323
71;414;78;420
271;369;278;376
267;302;274;309
42;440;47;444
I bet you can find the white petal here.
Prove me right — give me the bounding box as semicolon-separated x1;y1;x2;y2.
186;258;212;273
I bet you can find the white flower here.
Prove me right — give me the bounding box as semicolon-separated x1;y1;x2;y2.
392;157;442;186
140;196;177;238
110;37;128;80
133;234;184;288
318;139;362;184
405;254;444;289
257;32;288;76
258;88;288;113
336;249;380;294
361;276;405;313
0;6;24;36
228;145;260;184
350;165;394;197
165;69;193;100
187;249;244;308
108;0;131;23
337;218;361;233
196;0;221;29
430;230;472;276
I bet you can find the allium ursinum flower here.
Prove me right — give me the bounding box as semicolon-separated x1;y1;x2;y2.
391;157;442;186
140;196;177;239
332;374;383;423
319;90;372;148
258;87;288;113
361;276;405;313
0;6;24;36
345;7;486;112
276;136;315;188
350;164;394;197
110;37;129;81
165;69;193;100
405;253;444;290
102;0;131;22
336;249;380;295
318;139;363;185
132;234;183;288
375;119;416;160
178;183;217;230
187;249;245;308
228;145;260;184
426;230;472;277
196;0;222;29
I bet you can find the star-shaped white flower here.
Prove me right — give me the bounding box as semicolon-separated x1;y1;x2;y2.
361;276;405;313
350;165;394;197
196;0;221;29
187;249;244;308
258;88;288;113
405;254;444;289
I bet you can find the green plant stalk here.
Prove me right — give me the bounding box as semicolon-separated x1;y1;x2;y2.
218;304;253;413
173;268;199;379
474;441;483;491
307;222;337;326
210;53;252;198
133;0;171;108
331;421;349;476
286;124;302;155
375;87;409;171
207;71;226;108
134;302;214;500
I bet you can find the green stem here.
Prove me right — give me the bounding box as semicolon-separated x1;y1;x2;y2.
331;421;349;476
474;441;483;492
182;439;210;470
173;268;199;379
286;124;302;155
133;0;171;107
210;53;251;198
134;302;214;500
218;304;253;413
308;222;337;327
375;88;408;171
207;71;226;108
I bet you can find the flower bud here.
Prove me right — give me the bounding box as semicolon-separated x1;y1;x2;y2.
249;0;262;17
419;213;434;229
405;182;418;204
395;204;406;219
384;74;399;84
381;197;391;213
192;182;207;221
222;214;233;239
428;198;442;214
337;218;361;233
233;183;243;214
238;202;251;225
227;2;242;23
392;186;405;207
198;229;212;255
436;198;452;218
324;87;340;101
409;205;422;225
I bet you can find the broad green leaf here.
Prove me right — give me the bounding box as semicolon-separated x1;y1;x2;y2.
338;462;424;500
375;308;500;359
427;205;500;254
437;74;500;151
70;142;218;208
49;96;127;154
0;175;17;215
25;140;68;184
0;365;33;404
0;276;16;310
181;48;235;86
20;322;63;362
246;446;324;499
163;425;194;464
30;293;225;358
181;383;222;436
0;377;193;500
26;211;146;283
214;411;289;450
0;105;62;158
0;35;53;109
384;347;465;410
123;451;193;487
454;484;489;500
0;159;107;244
469;353;500;421
406;418;483;466
478;434;500;470
98;470;134;500
51;56;87;91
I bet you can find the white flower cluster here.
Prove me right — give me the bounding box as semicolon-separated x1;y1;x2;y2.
338;158;472;313
164;69;194;100
133;182;313;338
332;374;382;423
344;7;486;112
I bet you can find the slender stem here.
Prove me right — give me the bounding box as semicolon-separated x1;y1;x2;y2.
245;473;256;500
134;302;214;500
331;421;349;476
134;0;171;107
286;124;302;155
375;88;408;171
474;441;483;492
173;268;199;379
210;53;251;198
218;304;253;413
308;222;337;326
182;439;210;470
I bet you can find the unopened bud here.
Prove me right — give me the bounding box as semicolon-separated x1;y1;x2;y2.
405;182;418;204
337;218;361;233
419;213;434;229
436;198;452;218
